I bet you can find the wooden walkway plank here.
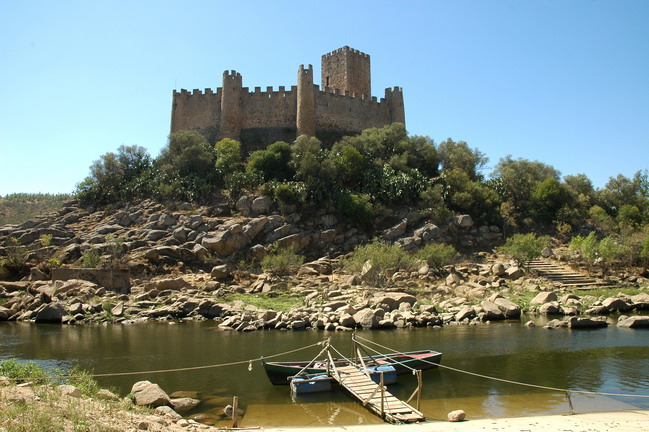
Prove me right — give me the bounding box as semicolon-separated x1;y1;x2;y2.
330;365;424;424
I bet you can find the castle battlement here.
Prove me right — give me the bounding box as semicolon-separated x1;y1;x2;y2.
322;45;369;59
170;47;404;150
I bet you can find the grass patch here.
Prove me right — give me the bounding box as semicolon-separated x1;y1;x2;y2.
227;292;302;313
565;286;645;299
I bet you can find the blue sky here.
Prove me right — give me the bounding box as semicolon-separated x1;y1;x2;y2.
1;0;647;195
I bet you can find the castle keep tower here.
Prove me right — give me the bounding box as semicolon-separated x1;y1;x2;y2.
321;46;371;97
170;46;405;151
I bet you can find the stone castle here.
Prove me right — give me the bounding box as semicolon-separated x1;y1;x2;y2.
170;46;405;150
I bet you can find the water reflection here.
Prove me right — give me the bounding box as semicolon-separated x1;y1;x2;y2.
1;320;647;426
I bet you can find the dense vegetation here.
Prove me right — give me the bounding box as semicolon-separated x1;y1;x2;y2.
56;123;648;269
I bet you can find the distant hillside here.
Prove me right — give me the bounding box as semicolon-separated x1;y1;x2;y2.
0;193;72;225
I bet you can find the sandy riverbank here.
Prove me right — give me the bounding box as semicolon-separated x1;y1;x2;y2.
262;410;649;432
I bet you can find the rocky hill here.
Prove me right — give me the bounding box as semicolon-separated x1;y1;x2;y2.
1;196;648;331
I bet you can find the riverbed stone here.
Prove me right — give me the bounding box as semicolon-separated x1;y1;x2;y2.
171;397;201;413
131;380;172;408
567;317;608;329
448;409;466;422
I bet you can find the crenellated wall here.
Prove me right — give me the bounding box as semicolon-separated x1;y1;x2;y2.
169;47;405;151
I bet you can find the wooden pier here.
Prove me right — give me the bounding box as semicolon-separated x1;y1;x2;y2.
328;363;424;423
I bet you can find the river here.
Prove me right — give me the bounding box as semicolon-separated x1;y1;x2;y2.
1;317;648;427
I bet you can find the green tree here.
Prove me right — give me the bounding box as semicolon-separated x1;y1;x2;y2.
491;155;559;216
530;178;571;222
76;145;152;204
597;170;649;216
618;204;643;229
437;138;488;180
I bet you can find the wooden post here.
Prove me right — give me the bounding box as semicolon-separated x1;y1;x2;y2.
380;372;385;419
232;396;239;428
416;370;423;411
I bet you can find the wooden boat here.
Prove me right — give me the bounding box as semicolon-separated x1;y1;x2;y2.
263;349;442;385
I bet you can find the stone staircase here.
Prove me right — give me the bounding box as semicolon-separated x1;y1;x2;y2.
527;259;611;288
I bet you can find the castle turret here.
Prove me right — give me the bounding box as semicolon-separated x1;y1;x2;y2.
385;86;405;127
296;64;316;137
219;70;243;139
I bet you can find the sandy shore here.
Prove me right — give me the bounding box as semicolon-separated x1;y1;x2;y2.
262;410;649;432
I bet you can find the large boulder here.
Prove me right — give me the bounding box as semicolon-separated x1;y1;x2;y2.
491;263;506;277
338;313;356;328
251;196;273;215
567;317;608;329
455;306;476;322
370;293;417;311
630;293;649;310
131;381;172;407
383;219;408;240
201;229;247;256
493;297;521;319
539;302;562;315
602;297;632;312
353;308;380;329
480;301;505;320
617;316;649;329
35;303;66;323
171;397;201;413
531;292;558;305
360;261;383;285
455;215;473;228
505;266;524;280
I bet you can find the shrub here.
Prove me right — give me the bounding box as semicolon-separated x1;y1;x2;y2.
66;366;101;397
105;234;124;268
337;192;373;225
81;249;101;268
39;233;53;247
341;240;415;274
497;233;549;268
1;237;29;279
274;182;305;213
261;244;305;276
415;243;459;271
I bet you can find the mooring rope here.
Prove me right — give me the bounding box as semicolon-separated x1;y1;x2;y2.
355;335;649;399
3;341;323;381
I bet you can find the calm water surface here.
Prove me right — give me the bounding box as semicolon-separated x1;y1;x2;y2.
1;318;648;427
